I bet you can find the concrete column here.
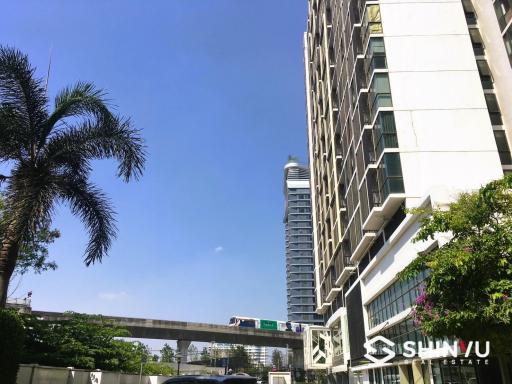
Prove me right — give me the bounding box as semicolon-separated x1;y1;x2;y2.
177;340;191;363
398;365;410;384
412;360;428;384
291;348;304;370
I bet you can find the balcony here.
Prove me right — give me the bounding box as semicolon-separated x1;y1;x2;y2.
370;93;392;122
373;111;399;160
361;4;383;50
362;153;405;231
326;286;342;302
334;265;357;287
365;37;386;78
465;12;477;25
368;73;393;122
350;231;377;263
363;192;406;232
317;301;331;315
494;0;512;30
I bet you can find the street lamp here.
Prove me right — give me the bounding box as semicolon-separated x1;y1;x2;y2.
176;352;182;376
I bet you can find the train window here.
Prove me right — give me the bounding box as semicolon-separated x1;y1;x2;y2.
239;319;256;327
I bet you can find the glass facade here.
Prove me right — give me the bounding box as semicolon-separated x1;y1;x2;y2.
368;366;400;384
366;269;428;329
284;160;323;325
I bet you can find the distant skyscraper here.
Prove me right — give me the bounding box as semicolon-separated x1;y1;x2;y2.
283;157;323;325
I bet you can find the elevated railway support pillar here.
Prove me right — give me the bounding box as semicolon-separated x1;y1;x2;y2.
177;339;191;362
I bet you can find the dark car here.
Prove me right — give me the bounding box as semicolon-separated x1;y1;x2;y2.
163;375;257;384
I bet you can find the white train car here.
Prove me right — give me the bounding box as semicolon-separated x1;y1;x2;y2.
228;316;305;333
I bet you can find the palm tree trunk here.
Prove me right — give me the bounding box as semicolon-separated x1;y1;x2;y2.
0;238;20;308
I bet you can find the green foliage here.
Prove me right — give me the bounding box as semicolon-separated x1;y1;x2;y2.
20;312;155;373
0;46;146;306
230;345;251;370
399;174;512;352
0;309;26;384
142;361;175;375
160;343;175;363
0;194;59;277
201;347;210;362
271;350;284;370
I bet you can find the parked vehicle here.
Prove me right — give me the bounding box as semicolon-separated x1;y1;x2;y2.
163;375;257;384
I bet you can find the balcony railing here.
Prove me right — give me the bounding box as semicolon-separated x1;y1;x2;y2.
369;93;392;121
373;111;399;160
367;153;405;210
494;0;512;30
361;3;383;49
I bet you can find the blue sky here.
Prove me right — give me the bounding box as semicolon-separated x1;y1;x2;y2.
1;1;309;336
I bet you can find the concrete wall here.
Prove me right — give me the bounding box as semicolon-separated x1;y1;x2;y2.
16;364;170;384
17;364;225;384
381;0;504;203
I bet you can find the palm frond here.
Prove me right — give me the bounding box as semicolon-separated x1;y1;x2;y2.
45;116;146;181
0;105;27;161
0;46;48;157
2;163;56;241
55;177;117;265
40;82;113;145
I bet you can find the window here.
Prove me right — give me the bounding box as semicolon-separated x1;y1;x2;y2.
373;111;399;158
494;0;512;30
361;5;383;47
469;29;485;56
493;130;512;164
366;269;428;328
431;360;479;384
366;37;386;76
476;60;493;89
368;74;392;120
485;93;503;125
462;0;477;24
369;366;400;384
504;28;512;66
383;204;406;240
381;153;404;195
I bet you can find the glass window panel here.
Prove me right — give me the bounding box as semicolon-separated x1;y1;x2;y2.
494;130;512;164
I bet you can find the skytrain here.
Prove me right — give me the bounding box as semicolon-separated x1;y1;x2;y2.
228;316;304;333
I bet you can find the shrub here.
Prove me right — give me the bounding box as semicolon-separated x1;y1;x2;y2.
0;309;26;384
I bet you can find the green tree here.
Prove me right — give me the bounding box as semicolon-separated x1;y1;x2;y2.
271;350;283;370
201;347;210;362
399;174;512;353
143;361;175;375
230;345;251;371
160;343;175;363
0;309;25;384
0;194;59;281
0;46;146;307
20;312;151;372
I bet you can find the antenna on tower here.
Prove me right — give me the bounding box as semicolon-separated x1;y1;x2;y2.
45;45;53;95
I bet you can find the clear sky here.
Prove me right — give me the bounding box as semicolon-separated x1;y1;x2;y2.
1;0;309;334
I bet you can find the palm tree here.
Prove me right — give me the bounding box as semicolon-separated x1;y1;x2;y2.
0;46;146;307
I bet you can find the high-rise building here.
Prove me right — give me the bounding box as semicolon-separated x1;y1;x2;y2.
283;158;324;325
246;345;268;367
209;343;268;367
304;0;512;382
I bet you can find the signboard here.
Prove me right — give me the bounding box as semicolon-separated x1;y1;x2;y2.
260;319;278;330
